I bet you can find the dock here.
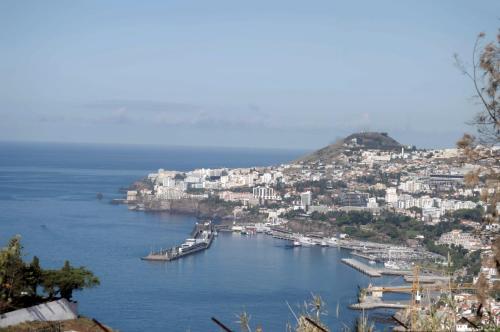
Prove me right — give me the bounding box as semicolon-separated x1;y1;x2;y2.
341;258;382;277
351;251;376;261
341;258;413;277
141;221;214;262
349;300;409;310
404;275;451;283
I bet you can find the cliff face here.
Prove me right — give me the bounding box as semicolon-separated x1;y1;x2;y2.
138;198;235;219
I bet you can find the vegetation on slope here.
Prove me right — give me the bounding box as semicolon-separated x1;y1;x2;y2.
0;236;99;314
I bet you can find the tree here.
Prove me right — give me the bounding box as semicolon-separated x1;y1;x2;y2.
456;30;499;227
454;29;500;329
0;236;100;313
42;261;100;300
455;30;499;145
58;261;100;300
0;236;28;306
24;256;42;296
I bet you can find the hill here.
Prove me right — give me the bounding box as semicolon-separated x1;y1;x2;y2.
297;132;402;163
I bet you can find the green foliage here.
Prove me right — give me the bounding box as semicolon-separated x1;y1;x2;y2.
409;206;422;214
366;188;386;198
0;236;28;307
293;179;337;195
329;211;374;226
310;211;328;221
202;196;239;208
423;241;481;273
185;187;205;194
42;261;99;300
0;236;99;313
281;209;306;219
356;175;377;185
173;173;186;180
452;207;483;222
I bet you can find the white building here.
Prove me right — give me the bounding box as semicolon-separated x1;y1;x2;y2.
436;230;481;250
399;180;427;193
422;207;442;223
156;186;185;200
300;191;312;208
127;190;138;201
253;186;276;200
385;187;398;205
367;197;379;209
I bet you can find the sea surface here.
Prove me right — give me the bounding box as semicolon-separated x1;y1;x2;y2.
0;142;405;331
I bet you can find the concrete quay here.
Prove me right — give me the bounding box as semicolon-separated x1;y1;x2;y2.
341;258;413;277
142;222;214;262
341;258;382;277
349;300;409;310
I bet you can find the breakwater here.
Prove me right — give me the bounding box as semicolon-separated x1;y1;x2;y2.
141;221;214;261
341;258;413;277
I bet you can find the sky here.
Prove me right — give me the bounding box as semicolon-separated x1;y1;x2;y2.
0;1;499;150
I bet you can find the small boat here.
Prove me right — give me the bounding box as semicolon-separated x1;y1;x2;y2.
293;240;301;247
369;260;376;265
298;236;315;247
326;237;338;247
231;225;243;232
384;261;400;270
384;250;400;269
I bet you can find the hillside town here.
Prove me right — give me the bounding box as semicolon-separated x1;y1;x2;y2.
125;132;500;330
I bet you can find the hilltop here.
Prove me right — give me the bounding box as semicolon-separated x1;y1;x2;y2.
297;132;402;164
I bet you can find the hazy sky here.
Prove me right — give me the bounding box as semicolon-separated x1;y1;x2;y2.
1;1;499;149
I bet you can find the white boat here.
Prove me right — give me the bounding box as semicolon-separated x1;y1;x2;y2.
298;236;315;247
231;225;243;232
326;237;338;247
369;260;376;265
384;250;400;269
384;261;400;269
320;240;328;247
293;240;301;247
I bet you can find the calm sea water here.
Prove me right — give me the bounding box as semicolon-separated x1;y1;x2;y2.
0;142;404;331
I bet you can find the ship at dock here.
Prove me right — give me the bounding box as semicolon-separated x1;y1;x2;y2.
141;221;214;261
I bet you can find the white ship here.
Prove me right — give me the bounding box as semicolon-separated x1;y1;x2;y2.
298;236;315;247
326;237;338;247
384;261;401;270
384;250;400;269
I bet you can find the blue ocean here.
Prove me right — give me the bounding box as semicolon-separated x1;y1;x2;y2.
0;142;403;331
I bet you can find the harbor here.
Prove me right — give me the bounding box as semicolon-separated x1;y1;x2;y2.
141;221;215;261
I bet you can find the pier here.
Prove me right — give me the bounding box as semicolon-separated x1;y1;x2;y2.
404;275;451;283
341;258;413;277
141;221;214;262
349;300;409;310
341;258;382;277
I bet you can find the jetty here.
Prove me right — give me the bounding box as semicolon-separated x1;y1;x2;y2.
270;228;296;241
341;258;382;277
341;258;413;277
404;274;451;283
349;300;409;310
141;221;214;261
